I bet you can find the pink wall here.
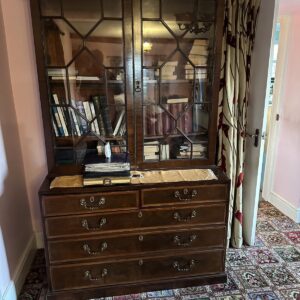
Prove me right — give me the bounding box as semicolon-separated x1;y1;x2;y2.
273;3;300;208
0;0;33;295
1;0;48;244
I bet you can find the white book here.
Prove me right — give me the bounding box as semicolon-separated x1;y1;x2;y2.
113;109;125;136
53;94;69;136
83;101;96;132
167;98;189;104
52;107;63;136
69;107;81;136
89;102;100;135
52;118;59;137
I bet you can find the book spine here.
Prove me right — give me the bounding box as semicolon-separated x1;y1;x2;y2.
177;103;184;132
184;107;193;134
92;95;106;136
155;107;163;136
99;96;113;136
83;101;96;132
52;118;59;137
162;105;171;135
113;109;125;136
52;94;69;136
169;104;179;134
146;105;156;136
89;102;100;135
69;107;81;136
75;101;87;133
52;106;64;136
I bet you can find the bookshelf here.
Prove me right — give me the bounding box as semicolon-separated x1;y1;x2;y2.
31;0;221;171
30;1;229;299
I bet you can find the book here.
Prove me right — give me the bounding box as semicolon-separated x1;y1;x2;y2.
92;95;106;136
89;102;100;135
113;109;125;136
167;98;189;104
99;96;114;136
52;118;59;137
146;105;156;136
68;107;81;136
53;94;69;136
162;105;171;135
74;100;88;133
83;101;96;132
51;106;64;136
155;107;163;136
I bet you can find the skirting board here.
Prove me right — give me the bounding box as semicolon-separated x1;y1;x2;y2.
269;192;300;223
2;235;36;300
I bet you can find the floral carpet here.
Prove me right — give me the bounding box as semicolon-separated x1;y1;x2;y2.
19;201;300;300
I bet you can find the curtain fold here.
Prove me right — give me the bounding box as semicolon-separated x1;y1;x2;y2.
218;0;261;248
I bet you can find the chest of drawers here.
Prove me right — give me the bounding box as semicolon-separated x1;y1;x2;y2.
39;170;229;299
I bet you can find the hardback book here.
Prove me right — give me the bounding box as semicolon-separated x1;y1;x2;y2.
52;118;59;137
74;100;88;133
92;95;106;136
146;105;156;136
99;95;114;136
83;101;96;132
89;102;101;135
162;105;171;135
113;109;125;136
167;98;188;104
68;107;81;136
53;94;69;136
155;107;163;136
51;106;64;136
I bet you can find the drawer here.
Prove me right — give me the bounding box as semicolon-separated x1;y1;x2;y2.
48;226;226;263
42;191;139;216
45;203;227;238
141;185;227;207
50;249;224;291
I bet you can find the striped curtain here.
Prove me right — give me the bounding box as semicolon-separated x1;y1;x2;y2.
218;0;261;248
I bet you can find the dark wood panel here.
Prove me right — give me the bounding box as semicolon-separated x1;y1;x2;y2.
45;203;227;238
48;226;226;263
42;191;139;216
50;249;224;291
142;184;227;207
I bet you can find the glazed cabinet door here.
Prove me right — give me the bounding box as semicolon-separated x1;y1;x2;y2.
33;0;134;166
133;0;224;169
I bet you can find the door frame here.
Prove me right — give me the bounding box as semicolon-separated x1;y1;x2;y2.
262;16;291;203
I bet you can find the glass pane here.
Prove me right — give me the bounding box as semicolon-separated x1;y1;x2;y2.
193;103;209;133
103;0;122;18
63;0;102;36
143;21;176;67
40;0;61;16
142;0;160;19
48;69;68;103
85;20;124;68
44;19;82;67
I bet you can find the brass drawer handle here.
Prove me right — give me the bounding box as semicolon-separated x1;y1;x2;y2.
173;210;197;222
81;218;107;231
83;242;108;255
84;269;108;281
173;234;197;247
174;189;197;201
80;196;105;210
173;259;195;272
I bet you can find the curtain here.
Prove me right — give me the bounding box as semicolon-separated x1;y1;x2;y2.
217;0;261;248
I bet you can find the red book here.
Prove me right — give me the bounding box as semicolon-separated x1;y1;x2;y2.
183;107;193;133
146;105;156;136
163;105;171;135
177;103;184;132
155;107;163;136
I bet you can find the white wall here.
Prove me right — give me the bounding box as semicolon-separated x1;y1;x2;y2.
0;0;34;297
1;0;48;245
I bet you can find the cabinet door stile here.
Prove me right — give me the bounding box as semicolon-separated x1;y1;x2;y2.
124;0;136;166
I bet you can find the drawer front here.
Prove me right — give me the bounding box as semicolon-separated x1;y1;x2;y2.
50;249;224;291
42;191;139;216
142;185;227;207
48;226;226;263
45;203;227;238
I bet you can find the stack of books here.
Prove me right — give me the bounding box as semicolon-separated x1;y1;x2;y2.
177;143;207;159
83;153;131;186
155;61;178;80
144;141;160;161
185;39;209;80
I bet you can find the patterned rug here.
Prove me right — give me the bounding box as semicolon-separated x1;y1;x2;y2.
18;201;300;300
